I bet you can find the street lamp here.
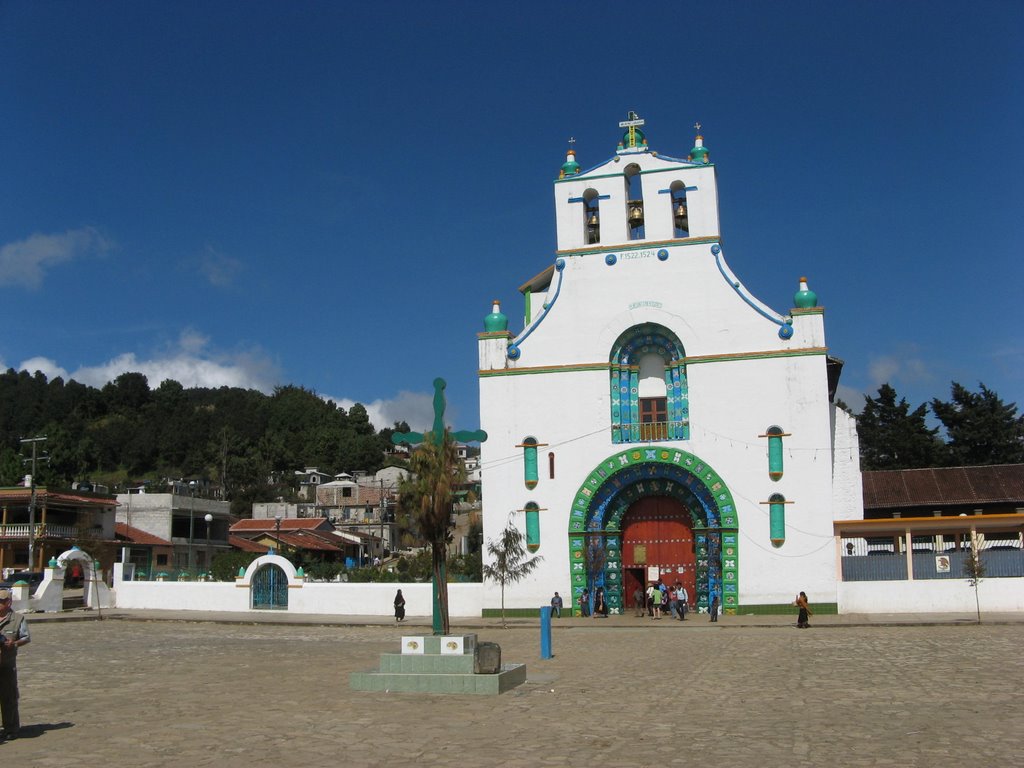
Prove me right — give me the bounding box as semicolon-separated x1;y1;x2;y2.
187;480;197;574
204;513;213;578
274;513;283;557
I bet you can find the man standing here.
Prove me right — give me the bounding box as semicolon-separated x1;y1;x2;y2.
676;582;688;621
632;585;645;617
0;589;30;741
550;591;563;618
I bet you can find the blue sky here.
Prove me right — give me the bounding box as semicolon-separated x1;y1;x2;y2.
2;1;1022;433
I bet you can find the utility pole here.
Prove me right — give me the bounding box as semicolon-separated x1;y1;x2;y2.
20;436;48;571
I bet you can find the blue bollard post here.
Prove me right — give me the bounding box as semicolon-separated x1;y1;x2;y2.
540;605;552;659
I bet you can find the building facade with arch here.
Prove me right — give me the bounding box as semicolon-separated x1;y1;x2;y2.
478;115;862;615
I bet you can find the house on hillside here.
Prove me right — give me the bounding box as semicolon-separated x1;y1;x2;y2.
114;489;232;576
0;486;118;574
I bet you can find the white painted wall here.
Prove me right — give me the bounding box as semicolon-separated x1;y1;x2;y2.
838;578;1024;613
112;577;484;616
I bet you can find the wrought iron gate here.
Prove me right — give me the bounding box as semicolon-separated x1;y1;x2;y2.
251;563;288;610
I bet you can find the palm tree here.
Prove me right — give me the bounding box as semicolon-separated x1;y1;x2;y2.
482;521;543;628
405;428;465;635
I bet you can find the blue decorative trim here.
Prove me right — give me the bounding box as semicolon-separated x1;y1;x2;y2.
508;259;566;358
778;322;794;340
657;249;669;261
567;194;611;203
658;185;698;194
711;244;790;330
605;253;617;266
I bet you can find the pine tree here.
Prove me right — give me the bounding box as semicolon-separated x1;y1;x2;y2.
857;384;940;470
931;382;1024;466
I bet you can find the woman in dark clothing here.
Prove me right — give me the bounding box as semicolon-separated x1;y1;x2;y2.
393;589;406;622
794;591;812;628
593;587;608;617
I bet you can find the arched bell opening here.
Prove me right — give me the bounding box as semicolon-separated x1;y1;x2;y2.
670;180;689;238
583;188;601;245
624;163;645;240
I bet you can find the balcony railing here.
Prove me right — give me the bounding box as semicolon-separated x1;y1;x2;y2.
612;420;689;444
0;523;79;539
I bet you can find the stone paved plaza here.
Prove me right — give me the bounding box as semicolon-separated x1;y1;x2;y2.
3;615;1021;767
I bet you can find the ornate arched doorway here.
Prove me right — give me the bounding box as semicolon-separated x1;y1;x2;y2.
621;496;697;612
568;447;739;615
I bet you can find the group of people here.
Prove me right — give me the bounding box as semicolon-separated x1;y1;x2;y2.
636;581;702;621
572;587;609;618
392;584;811;627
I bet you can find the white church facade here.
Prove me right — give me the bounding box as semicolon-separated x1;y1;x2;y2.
478;115;862;615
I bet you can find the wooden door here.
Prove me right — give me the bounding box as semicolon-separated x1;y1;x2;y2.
621;496;696;608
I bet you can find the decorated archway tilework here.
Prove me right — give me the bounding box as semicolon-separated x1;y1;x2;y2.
568;447;739;615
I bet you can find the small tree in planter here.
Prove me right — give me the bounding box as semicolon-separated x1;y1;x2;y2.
962;546;986;624
482;521;543;628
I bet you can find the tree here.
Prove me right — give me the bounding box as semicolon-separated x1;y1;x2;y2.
405;429;465;634
962;546;986;624
932;382;1024;467
857;384;940;470
482;521;543;628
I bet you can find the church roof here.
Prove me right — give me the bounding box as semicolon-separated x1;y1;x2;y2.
862;464;1024;509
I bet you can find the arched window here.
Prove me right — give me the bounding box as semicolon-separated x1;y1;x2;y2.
624;164;645;240
670;180;689;238
583;188;601;245
609;324;689;443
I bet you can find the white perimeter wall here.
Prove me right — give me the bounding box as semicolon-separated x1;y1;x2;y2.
113;578;484;617
839;579;1024;613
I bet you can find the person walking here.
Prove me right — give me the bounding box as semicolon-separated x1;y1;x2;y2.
667;584;679;620
550;591;563;618
794;591;813;628
579;589;590;617
593;587;608;618
0;589;30;741
650;583;662;619
676;582;688;621
709;594;719;622
393;589;406;622
633;585;645;617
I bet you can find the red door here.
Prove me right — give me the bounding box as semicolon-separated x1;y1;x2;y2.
621;496;696;609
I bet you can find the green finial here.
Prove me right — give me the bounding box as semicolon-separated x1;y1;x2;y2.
794;276;818;308
484;299;508;332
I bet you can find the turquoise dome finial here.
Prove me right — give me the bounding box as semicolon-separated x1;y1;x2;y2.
484;300;508;332
688;122;709;164
794;276;818;308
560;148;580;179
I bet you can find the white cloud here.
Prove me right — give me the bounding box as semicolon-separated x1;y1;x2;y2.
0;228;110;288
17;331;280;392
867;352;933;389
198;245;243;287
326;390;435;432
16;356;70;382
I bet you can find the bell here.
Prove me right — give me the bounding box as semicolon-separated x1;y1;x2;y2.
674;202;688;227
628;203;644;225
588;212;599;226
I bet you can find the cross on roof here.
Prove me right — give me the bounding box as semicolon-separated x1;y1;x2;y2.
694;122;702;132
568;136;576;147
391;378;488;448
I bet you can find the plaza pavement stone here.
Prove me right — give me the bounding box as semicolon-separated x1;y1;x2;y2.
2;610;1021;767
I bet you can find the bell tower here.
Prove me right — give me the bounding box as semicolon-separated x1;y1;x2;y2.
553;113;720;252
